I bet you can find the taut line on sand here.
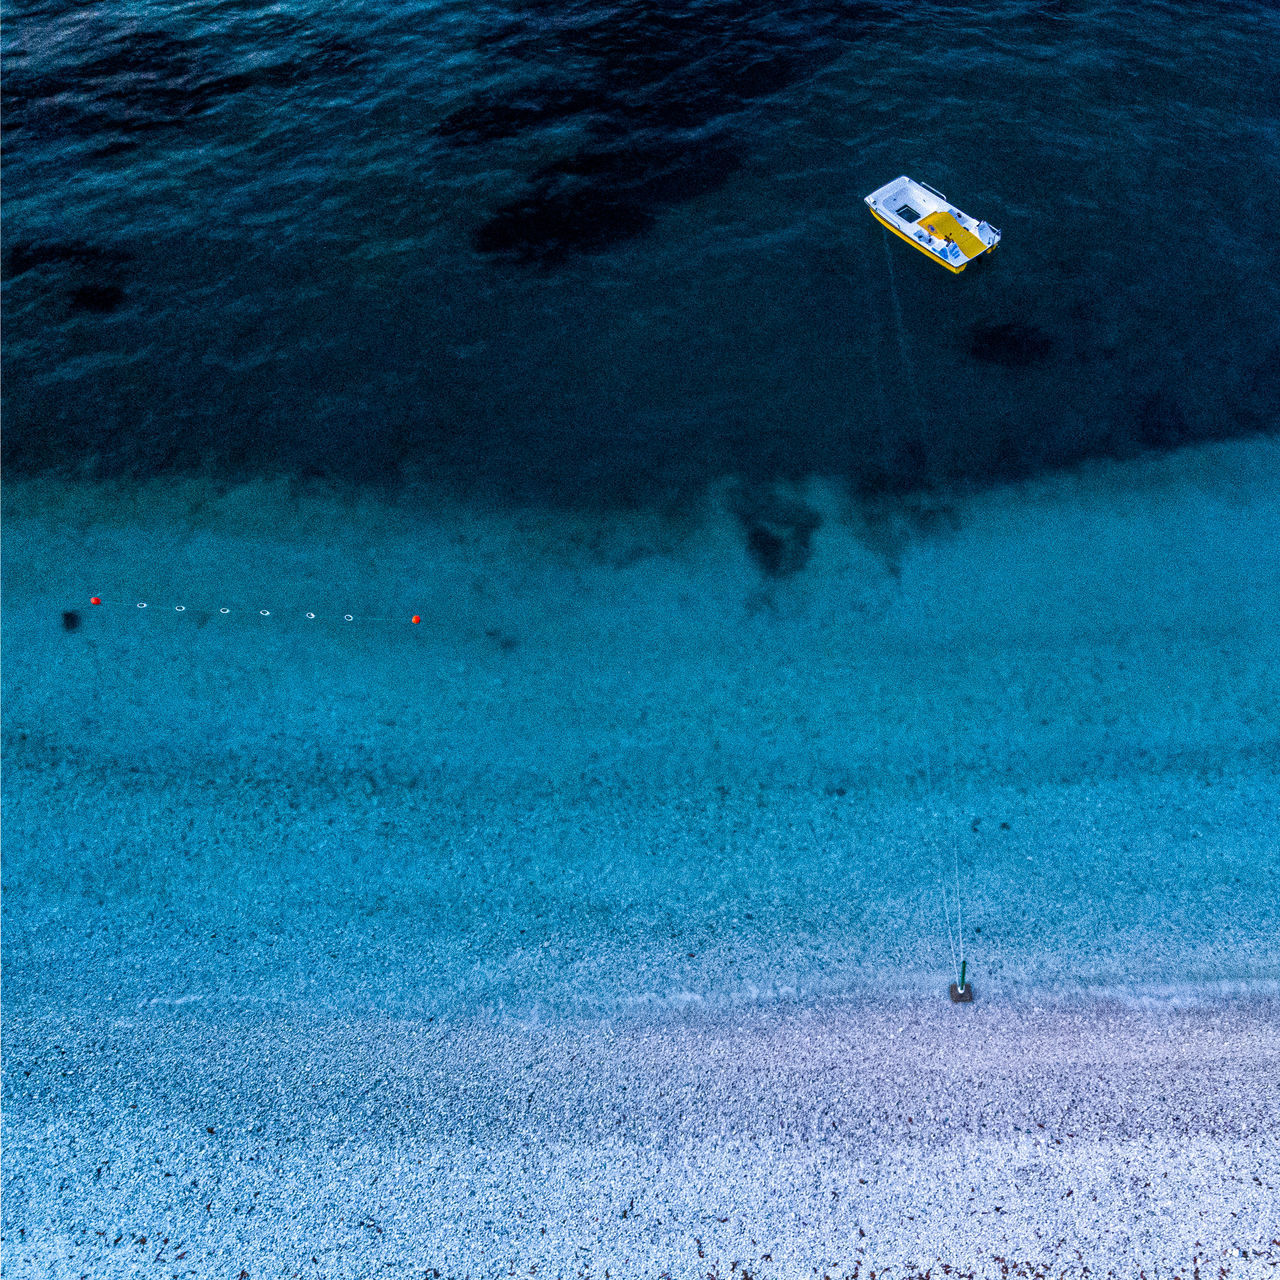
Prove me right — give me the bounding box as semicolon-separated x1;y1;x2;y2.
953;833;966;990
938;838;960;988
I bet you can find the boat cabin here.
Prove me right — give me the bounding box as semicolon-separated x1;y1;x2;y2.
865;176;1001;274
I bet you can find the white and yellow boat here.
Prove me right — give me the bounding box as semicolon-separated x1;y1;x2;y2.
865;176;1001;273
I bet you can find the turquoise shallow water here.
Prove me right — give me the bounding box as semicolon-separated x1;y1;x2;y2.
3;448;1278;1021
3;0;1279;499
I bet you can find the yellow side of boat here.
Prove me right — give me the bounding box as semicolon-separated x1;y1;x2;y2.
870;205;968;273
917;211;987;260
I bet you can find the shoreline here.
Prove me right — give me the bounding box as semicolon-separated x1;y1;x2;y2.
4;999;1277;1278
4;442;1279;1275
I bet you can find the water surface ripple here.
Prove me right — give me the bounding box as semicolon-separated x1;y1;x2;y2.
3;0;1278;500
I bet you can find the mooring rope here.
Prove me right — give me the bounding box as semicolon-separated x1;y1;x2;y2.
881;228;929;439
937;841;960;986
952;833;965;984
866;277;891;427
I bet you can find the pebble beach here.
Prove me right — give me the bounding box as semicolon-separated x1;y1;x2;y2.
4;438;1279;1277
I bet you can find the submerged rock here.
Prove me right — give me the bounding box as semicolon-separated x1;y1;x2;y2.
455;0;893;263
730;487;822;578
967;321;1052;367
473;189;654;264
69;283;125;314
474;136;743;262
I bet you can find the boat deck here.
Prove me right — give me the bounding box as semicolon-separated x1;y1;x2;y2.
916;210;986;259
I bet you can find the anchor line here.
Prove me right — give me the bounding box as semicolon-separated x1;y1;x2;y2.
937;843;960;987
881;227;929;439
859;249;891;426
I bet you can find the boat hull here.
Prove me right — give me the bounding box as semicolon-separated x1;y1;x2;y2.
869;206;970;273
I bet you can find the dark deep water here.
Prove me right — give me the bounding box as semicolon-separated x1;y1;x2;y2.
3;0;1278;504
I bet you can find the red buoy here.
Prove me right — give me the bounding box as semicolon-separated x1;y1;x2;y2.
90;596;102;605
411;615;421;624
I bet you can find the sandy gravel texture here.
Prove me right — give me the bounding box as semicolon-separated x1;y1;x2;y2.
4;1000;1277;1279
4;448;1279;1022
5;444;1280;1278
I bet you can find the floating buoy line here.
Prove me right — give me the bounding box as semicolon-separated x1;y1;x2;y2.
82;596;423;626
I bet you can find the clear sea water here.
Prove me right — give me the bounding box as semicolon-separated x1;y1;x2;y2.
6;14;1280;1276
2;0;1280;1024
4;0;1278;501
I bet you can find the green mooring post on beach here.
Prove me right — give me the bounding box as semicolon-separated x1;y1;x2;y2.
950;959;974;1003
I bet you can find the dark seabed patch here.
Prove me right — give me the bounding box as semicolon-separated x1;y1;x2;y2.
6;241;133;319
475;137;741;263
473;188;655;263
447;0;894;262
966;322;1053;367
68;283;125;315
730;486;823;578
1135;391;1193;449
